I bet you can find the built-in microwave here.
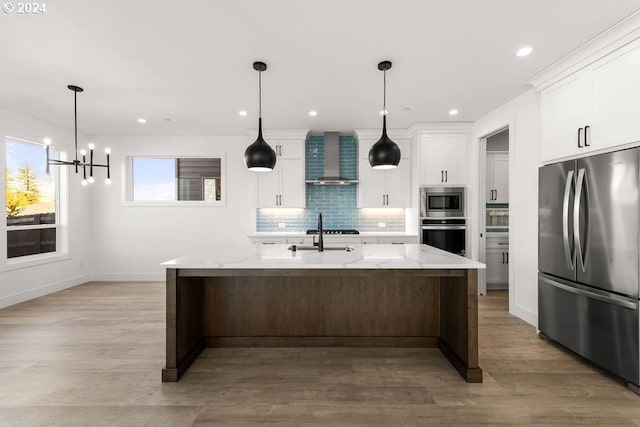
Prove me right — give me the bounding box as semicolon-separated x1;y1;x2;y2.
420;187;465;218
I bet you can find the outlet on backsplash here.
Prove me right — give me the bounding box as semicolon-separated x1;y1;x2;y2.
378;222;386;228
278;223;286;228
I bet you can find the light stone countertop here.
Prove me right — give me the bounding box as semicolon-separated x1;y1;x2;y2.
248;232;419;238
162;244;485;270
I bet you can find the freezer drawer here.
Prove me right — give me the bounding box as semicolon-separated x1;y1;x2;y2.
539;273;639;385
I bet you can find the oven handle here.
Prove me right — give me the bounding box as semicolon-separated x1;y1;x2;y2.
421;225;467;230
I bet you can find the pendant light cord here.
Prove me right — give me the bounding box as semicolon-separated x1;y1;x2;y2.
258;70;262;119
383;69;386;114
74;90;78;162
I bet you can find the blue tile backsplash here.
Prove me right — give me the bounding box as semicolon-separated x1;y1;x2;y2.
256;135;405;232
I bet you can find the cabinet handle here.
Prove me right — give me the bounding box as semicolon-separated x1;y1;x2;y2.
386;194;389;205
276;195;278;206
494;189;497;201
279;195;282;205
578;127;583;148
584;126;590;147
441;170;444;182
506;252;509;264
502;252;505;264
445;170;448;182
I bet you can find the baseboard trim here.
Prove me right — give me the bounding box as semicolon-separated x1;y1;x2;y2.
512;303;537;327
89;273;164;282
0;274;91;309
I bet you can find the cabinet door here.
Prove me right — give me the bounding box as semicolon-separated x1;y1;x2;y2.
442;134;468;185
540;72;588;161
486;248;508;285
358;162;387;207
256;166;280;208
492;155;509;203
486;158;494;202
276;140;304;159
590;42;640;151
279;159;305;208
420;134;445;185
385;161;410;208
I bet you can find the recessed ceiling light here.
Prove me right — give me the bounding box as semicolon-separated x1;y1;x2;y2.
137;118;147;123
516;46;533;57
238;110;247;116
308;110;317;117
402;107;411;112
449;109;459;116
380;109;388;115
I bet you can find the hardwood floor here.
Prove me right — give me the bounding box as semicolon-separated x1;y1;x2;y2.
0;282;639;426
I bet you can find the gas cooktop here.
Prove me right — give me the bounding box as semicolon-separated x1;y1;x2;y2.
306;229;360;235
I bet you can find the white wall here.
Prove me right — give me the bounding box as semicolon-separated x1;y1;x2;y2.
471;89;540;326
89;135;257;280
0;107;92;308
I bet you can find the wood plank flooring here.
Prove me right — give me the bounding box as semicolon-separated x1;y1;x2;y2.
0;282;639;426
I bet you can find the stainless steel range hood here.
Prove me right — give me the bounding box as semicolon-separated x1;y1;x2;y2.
305;132;359;185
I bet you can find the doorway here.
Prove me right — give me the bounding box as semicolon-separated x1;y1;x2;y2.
479;128;509;299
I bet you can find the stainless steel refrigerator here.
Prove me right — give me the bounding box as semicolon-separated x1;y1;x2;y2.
539;147;640;390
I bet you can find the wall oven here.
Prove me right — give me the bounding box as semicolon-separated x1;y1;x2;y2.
420;187;465;218
421;218;467;257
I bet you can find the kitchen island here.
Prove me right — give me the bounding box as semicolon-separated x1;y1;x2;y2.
161;244;485;383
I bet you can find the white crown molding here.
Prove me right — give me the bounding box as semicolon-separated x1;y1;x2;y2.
407;122;473;137
353;128;411;141
246;128;310;140
526;9;640;90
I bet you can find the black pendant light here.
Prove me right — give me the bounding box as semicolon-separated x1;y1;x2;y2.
244;61;276;172
369;60;401;169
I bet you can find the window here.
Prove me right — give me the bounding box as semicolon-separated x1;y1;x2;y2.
126;156;225;205
5;137;59;259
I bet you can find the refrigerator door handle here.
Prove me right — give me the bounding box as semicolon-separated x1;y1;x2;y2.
574;168;590;272
562;170;575;271
540;276;637;310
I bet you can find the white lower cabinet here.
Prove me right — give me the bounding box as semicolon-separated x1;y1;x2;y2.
486;235;509;288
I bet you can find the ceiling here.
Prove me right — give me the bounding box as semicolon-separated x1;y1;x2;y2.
1;0;639;137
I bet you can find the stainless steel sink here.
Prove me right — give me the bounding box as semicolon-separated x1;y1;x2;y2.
288;245;354;252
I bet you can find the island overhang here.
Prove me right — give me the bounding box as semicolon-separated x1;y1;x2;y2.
161;244;485;384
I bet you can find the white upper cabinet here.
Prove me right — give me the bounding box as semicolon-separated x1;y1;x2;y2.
486;153;509;203
536;35;640;162
419;133;468;186
358;160;410;208
540;72;589;161
257;138;305;208
357;136;411;208
274;140;304;159
590;42;640;150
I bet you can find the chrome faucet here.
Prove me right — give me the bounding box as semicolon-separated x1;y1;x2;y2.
317;213;324;252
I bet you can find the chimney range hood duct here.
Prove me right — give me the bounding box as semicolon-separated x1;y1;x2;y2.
305;132;359;185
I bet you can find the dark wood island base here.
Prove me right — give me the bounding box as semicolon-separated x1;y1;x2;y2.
162;268;481;383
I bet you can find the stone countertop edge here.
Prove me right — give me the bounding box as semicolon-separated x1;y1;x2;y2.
161;244;485;270
248;232;419;237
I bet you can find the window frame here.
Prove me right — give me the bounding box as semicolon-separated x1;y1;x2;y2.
122;153;227;207
2;136;68;270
